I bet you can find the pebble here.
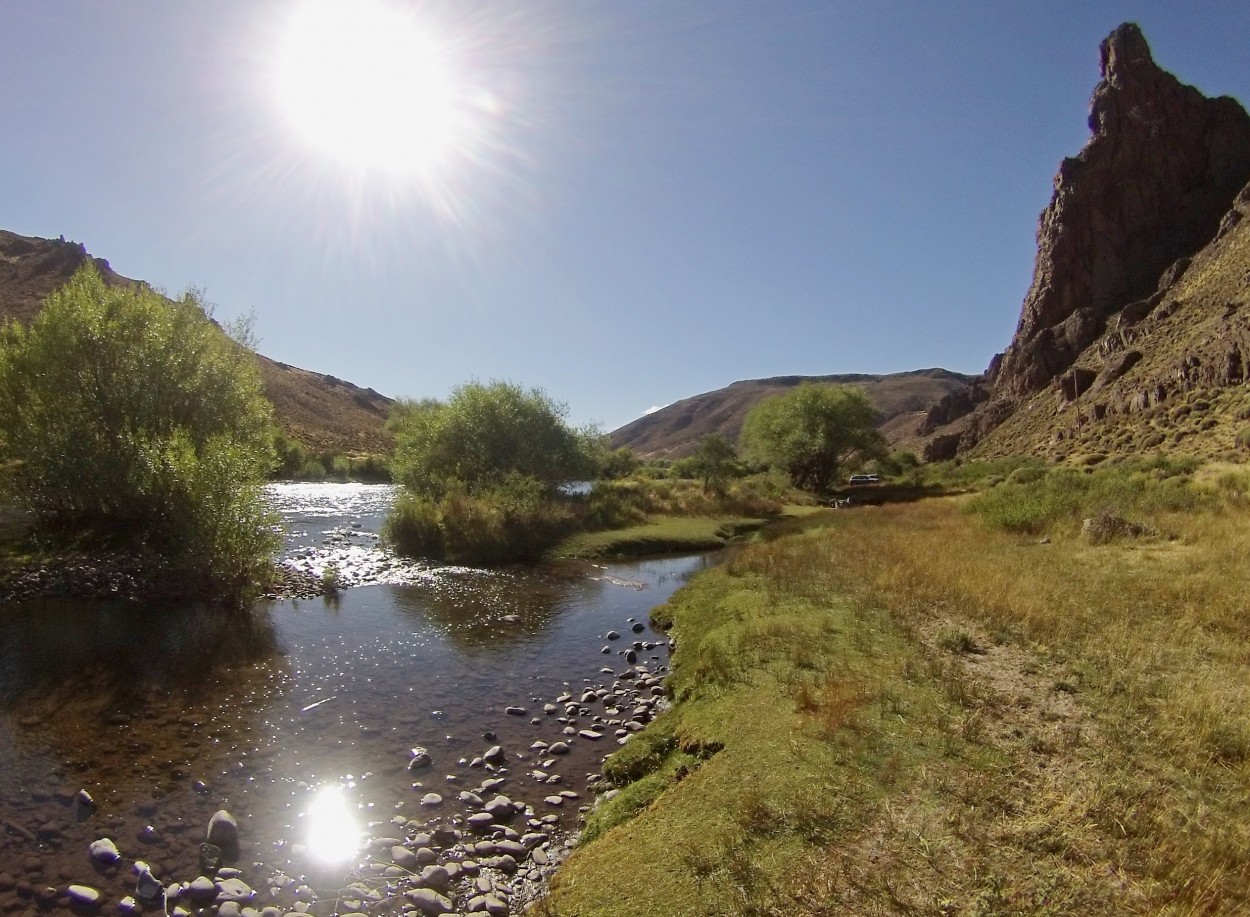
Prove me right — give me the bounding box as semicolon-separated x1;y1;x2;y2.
418;865;451;892
187;876;217;901
405;887;453;916
215;877;256;903
67;885;101;906
408;748;433;769
206;810;239;853
420;793;443;807
89;838;121;864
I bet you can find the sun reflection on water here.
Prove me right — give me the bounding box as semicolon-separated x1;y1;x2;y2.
305;785;363;864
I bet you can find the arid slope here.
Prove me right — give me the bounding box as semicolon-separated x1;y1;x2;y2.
610;368;975;460
0;230;392;454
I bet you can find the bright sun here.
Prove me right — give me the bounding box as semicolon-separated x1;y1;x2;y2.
274;0;478;178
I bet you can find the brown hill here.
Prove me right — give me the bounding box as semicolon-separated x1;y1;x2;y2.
919;23;1250;462
609;368;976;460
0;230;393;455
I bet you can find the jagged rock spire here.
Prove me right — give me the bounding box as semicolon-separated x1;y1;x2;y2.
990;22;1250;398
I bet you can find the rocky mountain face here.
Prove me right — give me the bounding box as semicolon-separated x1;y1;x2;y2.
919;23;1250;461
610;369;976;460
0;230;393;454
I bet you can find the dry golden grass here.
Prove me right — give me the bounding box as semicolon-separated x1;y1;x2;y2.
548;488;1250;916
795;497;1250;914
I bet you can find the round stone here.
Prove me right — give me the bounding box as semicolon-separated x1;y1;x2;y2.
89;838;121;863
67;885;102;906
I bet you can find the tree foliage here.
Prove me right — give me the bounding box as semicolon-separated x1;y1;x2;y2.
384;381;596;564
388;380;597;499
0;265;277;598
687;433;739;493
739;383;885;493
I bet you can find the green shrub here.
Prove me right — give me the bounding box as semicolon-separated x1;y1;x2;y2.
585;481;649;529
348;454;392;482
1005;464;1048;486
297;458;328;480
383;475;574;565
0;265;277;600
968;459;1203;535
383;493;445;558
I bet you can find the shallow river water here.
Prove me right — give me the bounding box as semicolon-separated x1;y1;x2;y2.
0;483;714;916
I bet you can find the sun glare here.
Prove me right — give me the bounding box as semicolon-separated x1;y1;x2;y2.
274;0;480;178
305;786;362;864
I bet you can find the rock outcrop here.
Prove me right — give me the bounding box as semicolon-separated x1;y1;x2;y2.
917;23;1250;460
991;23;1250;400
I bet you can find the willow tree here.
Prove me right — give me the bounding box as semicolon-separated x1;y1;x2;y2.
384;381;599;564
0;265;277;599
740;383;885;494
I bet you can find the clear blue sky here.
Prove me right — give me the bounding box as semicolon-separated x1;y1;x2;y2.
3;2;1248;432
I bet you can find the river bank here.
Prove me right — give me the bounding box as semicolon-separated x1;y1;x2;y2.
544;494;1250;916
0;484;720;917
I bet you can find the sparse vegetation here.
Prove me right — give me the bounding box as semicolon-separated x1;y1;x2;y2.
548;465;1250;916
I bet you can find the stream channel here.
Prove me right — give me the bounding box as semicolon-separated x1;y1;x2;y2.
0;483;717;917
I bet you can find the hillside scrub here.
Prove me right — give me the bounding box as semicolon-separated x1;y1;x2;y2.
546;483;1250;915
966;454;1203;535
0;265;277;601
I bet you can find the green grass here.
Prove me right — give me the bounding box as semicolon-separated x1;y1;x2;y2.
550;515;765;560
548;529;999;916
545;477;1250;916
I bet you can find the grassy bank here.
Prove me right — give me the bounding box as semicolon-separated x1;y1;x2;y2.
546;464;1250;915
550;515;767;560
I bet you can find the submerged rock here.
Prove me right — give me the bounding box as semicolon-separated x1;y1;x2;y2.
89;837;121;864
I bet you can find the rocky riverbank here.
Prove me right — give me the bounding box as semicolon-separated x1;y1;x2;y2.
0;608;674;917
0;551;330;605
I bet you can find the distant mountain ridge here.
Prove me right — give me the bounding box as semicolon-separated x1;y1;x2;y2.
609;368;976;459
0;229;393;455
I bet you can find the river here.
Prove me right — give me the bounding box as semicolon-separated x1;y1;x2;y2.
0;483;714;915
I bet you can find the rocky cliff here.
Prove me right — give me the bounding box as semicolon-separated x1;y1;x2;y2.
0;230;393;454
919;23;1250;461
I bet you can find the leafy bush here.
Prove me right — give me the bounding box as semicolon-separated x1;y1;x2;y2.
0;265;277;599
385;381;598;564
383;475;575;564
388;381;597;499
584;480;650;529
